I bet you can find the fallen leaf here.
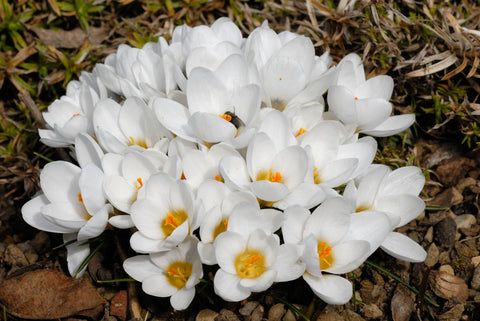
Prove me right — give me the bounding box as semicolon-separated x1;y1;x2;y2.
28;26;109;49
429;270;469;301
0;269;106;319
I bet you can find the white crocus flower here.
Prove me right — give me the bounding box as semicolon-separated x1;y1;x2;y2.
244;21;333;112
213;203;303;302
344;165;427;262
129;172;198;253
196;181;258;264
123;236;203;310
102;150;167;228
39;79;101;147
181;143;242;190
327;53;414;136
95;40;178;100
93;97;171;154
299;121;377;188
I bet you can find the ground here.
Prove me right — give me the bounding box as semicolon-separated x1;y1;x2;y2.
0;1;479;320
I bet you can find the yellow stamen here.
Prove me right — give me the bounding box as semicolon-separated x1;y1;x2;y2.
235;249;266;279
317;241;334;270
213;218;228;240
128;136;147;148
134;177;143;190
295;127;307;137
165;261;193;289
256;168;283;183
313;167;322;184
214;175;224;182
161;210;188;237
219;114;232;122
356;205;370;212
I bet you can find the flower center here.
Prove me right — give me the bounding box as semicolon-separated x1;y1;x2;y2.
213;218;228;240
134;177;143;190
161;209;188;237
128;136;148;148
165;261;193;289
235;249;266;279
256;168;283;183
317;241;334;270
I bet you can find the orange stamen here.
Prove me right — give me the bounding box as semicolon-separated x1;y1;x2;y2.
295;127;307;137
77;193;83;203
135;177;143;190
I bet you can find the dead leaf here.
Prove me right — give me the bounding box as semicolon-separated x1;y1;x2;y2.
429;270;469;301
0;269;106;319
28;26;109;49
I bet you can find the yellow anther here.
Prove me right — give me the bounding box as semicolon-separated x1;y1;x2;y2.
317;241;334;270
135;177;143;190
214;175;224;182
161;210;188;237
356;205;370;212
295;127;307;137
165;261;193;289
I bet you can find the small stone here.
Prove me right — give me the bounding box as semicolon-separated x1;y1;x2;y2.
472;256;480;267
110;290;127;321
471;264;480;290
424;243;439;267
196;309;219;321
316;308;343;321
282;309;297;321
454;214;477;230
439;265;455;275
251;305;264;321
268;304;285;321
424;226;434;243
361;304;383;319
434;217;457;248
216;309;240;321
239;301;259;316
391;292;414;321
438;251;451;265
4;244;29;267
343;310;365;321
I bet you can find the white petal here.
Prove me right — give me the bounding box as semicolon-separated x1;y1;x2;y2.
103;175;137;213
22;195;77;233
325;240;370;274
355;98;392;131
123;255;160;281
375;195;425;227
380;232;427;263
171;287;196;310
77;204;110;241
361;114;415;137
214;231;246;275
251;180;288;202
75;133;104;168
189;112;236;143
108;214;134;228
271;244;305;282
79;164;106;215
64;234;90;278
152;97;195;141
282;206;310;244
142;274;178;297
305;198;351;244
214;269;250;302
239;270;276;292
303;273;352;305
40;161;81;203
327;86;356;124
219;156;251;191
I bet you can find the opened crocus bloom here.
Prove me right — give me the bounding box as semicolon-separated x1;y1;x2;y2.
123;236;203;310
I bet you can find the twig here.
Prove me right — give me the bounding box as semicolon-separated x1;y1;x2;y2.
18;89;46;127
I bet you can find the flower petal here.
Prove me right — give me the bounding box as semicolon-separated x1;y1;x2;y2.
380;232;427;263
303;273;353;305
214;269;250;302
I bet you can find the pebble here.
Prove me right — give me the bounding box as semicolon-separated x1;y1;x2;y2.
217;309;240;321
454;214;477;230
434;217;457;248
471;264;480;290
4;244;29;267
110;290;127;321
196;309;218;321
424;243;439;267
239;301;259;316
282;309;297;321
361;304;383;319
472;256;480;267
268;304;285;321
424;226;434;243
439;265;455;275
251;305;264;321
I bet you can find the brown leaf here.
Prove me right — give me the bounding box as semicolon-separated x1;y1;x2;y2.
429;270;469;301
0;269;106;319
28;26;109;49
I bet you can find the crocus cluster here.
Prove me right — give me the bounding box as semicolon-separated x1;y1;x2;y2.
22;18;426;309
